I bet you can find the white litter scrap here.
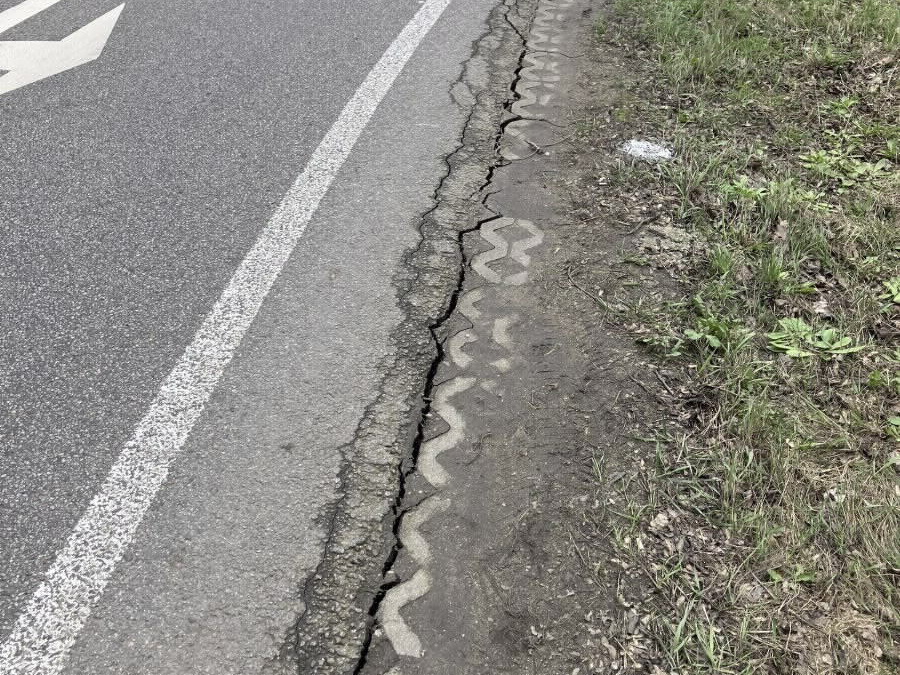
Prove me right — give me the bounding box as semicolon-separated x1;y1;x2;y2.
621;139;673;162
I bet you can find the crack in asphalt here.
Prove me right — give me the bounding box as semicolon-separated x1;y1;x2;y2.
351;0;581;668
376;0;586;666
350;1;542;670
264;1;539;673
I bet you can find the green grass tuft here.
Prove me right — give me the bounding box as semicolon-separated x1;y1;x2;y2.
596;0;900;672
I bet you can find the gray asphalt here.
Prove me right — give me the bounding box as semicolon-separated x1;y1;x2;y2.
0;0;498;671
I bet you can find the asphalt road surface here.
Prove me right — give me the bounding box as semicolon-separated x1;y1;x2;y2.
0;0;498;671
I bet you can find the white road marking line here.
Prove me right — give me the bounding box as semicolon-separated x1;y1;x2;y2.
0;0;64;35
0;0;453;671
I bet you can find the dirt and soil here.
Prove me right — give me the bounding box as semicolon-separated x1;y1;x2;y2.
296;0;899;672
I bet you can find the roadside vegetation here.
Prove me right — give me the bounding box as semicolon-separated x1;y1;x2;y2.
595;0;900;672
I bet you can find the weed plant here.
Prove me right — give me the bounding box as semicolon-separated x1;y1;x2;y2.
604;0;899;672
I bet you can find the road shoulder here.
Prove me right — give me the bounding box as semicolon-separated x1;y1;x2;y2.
357;1;676;672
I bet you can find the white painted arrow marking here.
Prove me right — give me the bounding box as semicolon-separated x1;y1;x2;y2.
0;0;64;34
0;1;124;95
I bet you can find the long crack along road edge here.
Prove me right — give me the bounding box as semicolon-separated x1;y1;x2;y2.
281;1;540;672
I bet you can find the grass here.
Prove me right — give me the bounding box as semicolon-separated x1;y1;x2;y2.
594;0;900;673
